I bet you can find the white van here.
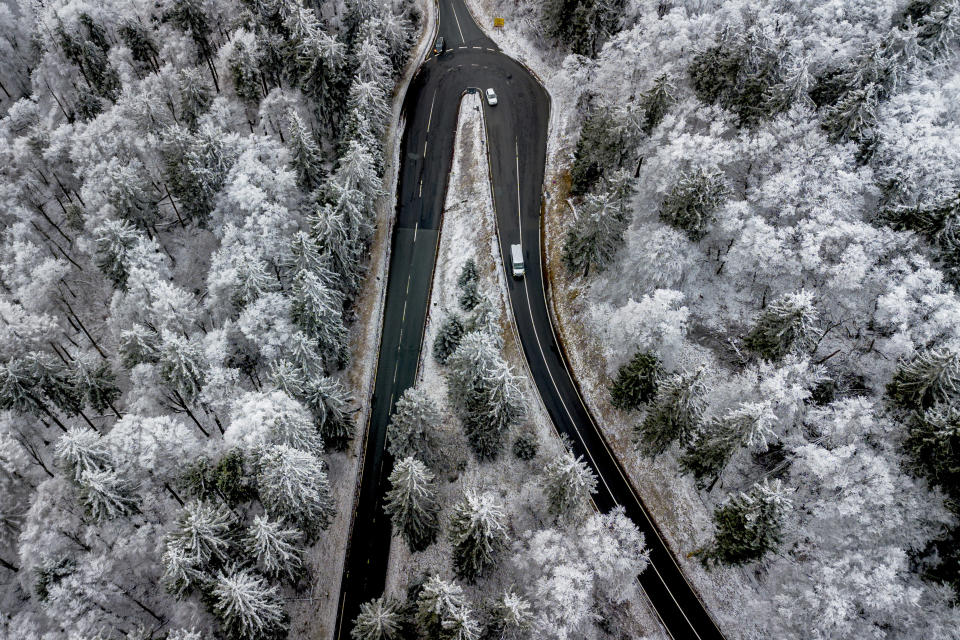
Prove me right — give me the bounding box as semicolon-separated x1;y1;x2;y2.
510;244;524;278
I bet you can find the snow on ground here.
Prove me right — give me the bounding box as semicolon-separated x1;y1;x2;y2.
459;1;761;637
289;2;438;637
381;90;663;638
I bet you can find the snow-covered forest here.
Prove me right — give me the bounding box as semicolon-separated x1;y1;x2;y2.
474;0;960;637
0;0;419;637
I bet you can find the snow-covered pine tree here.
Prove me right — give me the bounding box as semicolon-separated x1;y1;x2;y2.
448;489;508;581
658;167;729;241
512;432;538;461
286;109;325;191
301;375;354;450
291;268;349;370
542;450;598;519
54;427;111;481
609;350;662;411
446;332;525;460
887;346;960;409
905;403;960;500
697;480;791;568
244;514;305;584
162;500;236;595
286;230;330;279
821;82;881;143
635;368;707;456
562;190;630;278
256;444;334;540
639;74;675;134
433;314;466;364
743;290;818;361
351;596;405;640
384;456;440;552
93;219;140;290
680;401;778;489
70;355;121;416
488;589;532;640
119;324;161;369
77;467;139;522
415;575;475;640
211;566;289;640
386;386;440;464
159;331;207;402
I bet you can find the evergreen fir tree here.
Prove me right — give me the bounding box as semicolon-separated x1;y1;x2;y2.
211;567;289;640
512;433;538;461
448;489;508;581
887;346;960;409
743;290;818;361
698;480;790;567
446;332;525;460
433;314;466;364
94;219;140;289
679;401;778;489
256;444;335;541
487;589;532;640
542;451;598;519
639;74;675;134
54;427;111;481
119;324;161;369
78;468;139;522
351;596;405;640
658;168;729;241
291;269;349;370
609;350;662;411
70;356;121;415
416;575;474;640
635;369;707;456
905;404;960;500
562;190;630;277
386;387;440;464
159;331;207;401
244;514;305;584
384;456;440;552
286;109;325;190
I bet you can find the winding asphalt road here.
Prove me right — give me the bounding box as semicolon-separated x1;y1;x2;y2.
333;2;727;639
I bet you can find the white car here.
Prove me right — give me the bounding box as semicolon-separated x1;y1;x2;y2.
485;88;498;106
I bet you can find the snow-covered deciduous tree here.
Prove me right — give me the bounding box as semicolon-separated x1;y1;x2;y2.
244;514;304;584
211;566;289;640
635;368;707;456
448;489;508;581
256;444;334;540
542;451;598;520
447;332;525;460
384;456;440;552
158;331;207;402
350;596;404;640
657;168;729;241
226;390;323;456
698;480;790;568
386;386;440;464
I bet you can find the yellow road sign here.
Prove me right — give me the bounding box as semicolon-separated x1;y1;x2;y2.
494;17;504;27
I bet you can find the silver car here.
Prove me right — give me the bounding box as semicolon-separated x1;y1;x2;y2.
485;88;498;106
